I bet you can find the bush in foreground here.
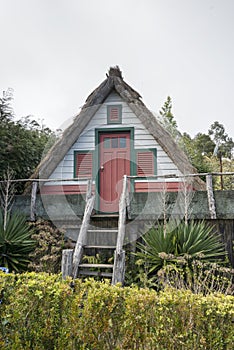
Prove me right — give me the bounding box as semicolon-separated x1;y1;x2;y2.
0;273;233;349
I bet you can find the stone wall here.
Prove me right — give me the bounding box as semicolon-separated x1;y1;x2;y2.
12;191;234;266
12;191;234;220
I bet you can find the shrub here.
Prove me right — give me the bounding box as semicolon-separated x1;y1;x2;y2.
0;211;35;272
157;258;234;295
28;219;66;274
0;273;233;349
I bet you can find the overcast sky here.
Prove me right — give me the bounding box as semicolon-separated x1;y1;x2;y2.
0;0;233;138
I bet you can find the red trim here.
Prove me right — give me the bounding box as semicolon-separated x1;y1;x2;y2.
41;182;193;195
40;185;93;195
134;182;193;192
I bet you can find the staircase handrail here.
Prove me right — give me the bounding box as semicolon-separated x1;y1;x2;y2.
72;178;95;279
116;175;128;253
112;175;128;285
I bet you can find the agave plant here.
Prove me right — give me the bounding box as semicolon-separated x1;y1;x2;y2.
136;221;226;274
136;224;176;273
0;211;35;272
175;220;225;261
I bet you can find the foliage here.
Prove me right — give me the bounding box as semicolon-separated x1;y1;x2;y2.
0;89;57;193
180;123;233;188
0;168;16;230
28;219;66;274
169;117;234;187
193;132;216;157
158;96;180;139
136;221;226;274
125;250;158;289
158;258;234;295
209;121;234;159
0;88;14;122
180;132;214;174
0;211;35;272
159;96;177;126
0;274;233;349
202;155;234;190
157;100;234;185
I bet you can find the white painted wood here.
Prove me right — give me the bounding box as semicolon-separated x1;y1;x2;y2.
48;91;182;184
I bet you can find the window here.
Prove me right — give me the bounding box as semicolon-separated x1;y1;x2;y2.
102;136;127;149
107;105;122;124
74;151;93;178
135;149;157;177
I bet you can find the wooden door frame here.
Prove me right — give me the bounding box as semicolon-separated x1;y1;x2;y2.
95;127;135;213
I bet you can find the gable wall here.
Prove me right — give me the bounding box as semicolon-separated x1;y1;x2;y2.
47;91;182;186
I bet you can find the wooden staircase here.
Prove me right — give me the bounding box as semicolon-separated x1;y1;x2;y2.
78;227;118;279
62;176;129;285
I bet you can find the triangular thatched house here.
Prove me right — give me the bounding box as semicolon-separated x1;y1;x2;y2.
33;66;204;213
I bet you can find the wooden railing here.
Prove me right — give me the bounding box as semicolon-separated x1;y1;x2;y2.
1;171;233;223
72;179;94;279
112;175;129;285
125;172;234;220
61;179;94;279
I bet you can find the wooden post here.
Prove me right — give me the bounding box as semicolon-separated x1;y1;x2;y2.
30;181;38;221
112;250;125;285
112;175;127;285
62;249;73;279
116;175;127;253
72;194;95;279
86;178;92;201
206;175;217;219
219;155;224;190
125;178;131;219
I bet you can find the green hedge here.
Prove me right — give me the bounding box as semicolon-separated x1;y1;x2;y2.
0;272;233;349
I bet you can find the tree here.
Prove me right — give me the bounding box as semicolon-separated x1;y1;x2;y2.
208;122;234;189
193;133;215;157
0;88;14;122
158;96;180;139
180;123;233;189
180;132;213;175
0;90;57;193
157;98;233;188
208;121;234;159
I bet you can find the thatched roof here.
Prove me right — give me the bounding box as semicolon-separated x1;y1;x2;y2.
30;66;205;190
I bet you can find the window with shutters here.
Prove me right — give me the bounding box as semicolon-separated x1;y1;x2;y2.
136;149;157;177
74;151;93;178
107;105;122;124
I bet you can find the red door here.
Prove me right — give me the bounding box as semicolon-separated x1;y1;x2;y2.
99;132;130;212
